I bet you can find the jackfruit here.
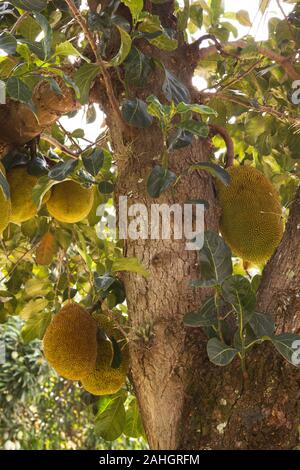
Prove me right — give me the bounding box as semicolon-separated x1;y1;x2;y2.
0;163;11;233
216;165;284;264
43;303;98;380
7;166;49;224
81;314;129;395
46;180;94;223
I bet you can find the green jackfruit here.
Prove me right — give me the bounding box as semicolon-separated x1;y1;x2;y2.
7;166;39;224
43;303;98;380
216;165;284;264
46;180;94;223
81;315;129;396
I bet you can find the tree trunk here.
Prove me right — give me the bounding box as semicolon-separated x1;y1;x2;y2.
116;123;219;449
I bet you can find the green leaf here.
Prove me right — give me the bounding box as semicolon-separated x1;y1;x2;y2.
271;333;300;366
183;296;218;327
0;169;10;200
168;129;193;150
34;13;52;59
10;0;47;12
176;102;217;115
123;0;143;21
207;338;238;366
95;395;126;441
74;63;99;105
21;311;52;343
124;47;153;88
27;155;49;176
32;176;57;209
6;77;32;104
110;336;122;369
146;94;168;121
48;159;78;181
236;10;252;27
109;26;132;67
189;162;230;185
17;16;41;42
24;278;50;298
197;231;232;286
221;275;256;324
55;41;87;61
94;273;115;294
178;0;190;32
112;257;149;277
190;4;203;28
20;298;49;320
162;69;190;104
122;98;153;128
124;398;144;438
82;149;104;176
210;0;223;23
245;115;266;145
147;165;177;198
178;120;209;138
98;181;114;194
0;32;17;55
249;312;275;338
138;14;178;51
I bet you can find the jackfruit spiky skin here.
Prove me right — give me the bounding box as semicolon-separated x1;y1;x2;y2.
46;180;94;223
81;315;129;396
216;166;284;264
43;303;98;381
7;166;40;224
0;163;11;233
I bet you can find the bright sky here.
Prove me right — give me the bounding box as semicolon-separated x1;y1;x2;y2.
61;0;294;141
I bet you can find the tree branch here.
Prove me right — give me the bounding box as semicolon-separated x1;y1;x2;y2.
209;124;234;167
194;39;300;81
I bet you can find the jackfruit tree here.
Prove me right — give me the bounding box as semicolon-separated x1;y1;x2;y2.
0;0;300;450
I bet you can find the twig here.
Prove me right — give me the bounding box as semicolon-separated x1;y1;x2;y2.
41;128;109;156
209;124;234;168
41;134;78;157
57;122;82;152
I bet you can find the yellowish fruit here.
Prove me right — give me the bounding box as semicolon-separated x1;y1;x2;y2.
216;165;284;264
43;303;98;380
0;163;11;233
6;166;41;224
46;180;94;223
81;315;129;396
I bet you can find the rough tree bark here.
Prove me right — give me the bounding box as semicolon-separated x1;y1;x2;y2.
1;2;299;451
